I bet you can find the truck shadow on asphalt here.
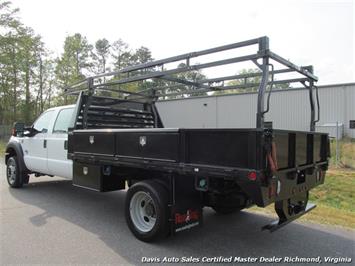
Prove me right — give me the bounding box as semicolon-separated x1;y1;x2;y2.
9;179;354;265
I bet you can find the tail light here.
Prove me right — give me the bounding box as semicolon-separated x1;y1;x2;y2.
248;171;257;181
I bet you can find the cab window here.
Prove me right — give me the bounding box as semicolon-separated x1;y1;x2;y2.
33;110;55;132
53;108;74;133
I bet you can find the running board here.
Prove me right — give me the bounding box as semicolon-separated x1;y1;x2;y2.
262;203;316;232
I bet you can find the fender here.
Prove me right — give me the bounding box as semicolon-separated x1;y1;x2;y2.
5;140;30;175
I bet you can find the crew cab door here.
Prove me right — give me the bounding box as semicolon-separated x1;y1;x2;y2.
22;110;55;174
46;107;74;179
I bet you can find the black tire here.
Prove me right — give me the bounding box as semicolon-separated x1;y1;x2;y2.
125;180;169;242
6;156;25;188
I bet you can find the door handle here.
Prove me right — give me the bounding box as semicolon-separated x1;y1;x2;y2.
64;140;68;150
43;139;47;148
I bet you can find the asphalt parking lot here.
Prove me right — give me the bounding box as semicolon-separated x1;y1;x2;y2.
0;159;354;265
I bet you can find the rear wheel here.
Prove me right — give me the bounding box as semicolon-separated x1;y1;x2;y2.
6;156;26;188
125;180;169;242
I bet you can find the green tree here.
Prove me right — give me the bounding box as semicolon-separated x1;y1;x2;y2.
160;63;207;99
35;48;56;115
55;33;93;88
21;29;43;123
109;43;154;95
0;1;47;124
111;38;131;71
0;0;18;28
127;46;154;93
0;0;22;123
131;46;152;65
93;38;110;74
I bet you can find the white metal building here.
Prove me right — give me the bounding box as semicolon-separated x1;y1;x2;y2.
156;82;355;138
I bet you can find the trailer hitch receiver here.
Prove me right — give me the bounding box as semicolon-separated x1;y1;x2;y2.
262;192;316;232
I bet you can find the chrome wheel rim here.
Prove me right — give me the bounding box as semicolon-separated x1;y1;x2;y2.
7;160;16;185
129;191;157;232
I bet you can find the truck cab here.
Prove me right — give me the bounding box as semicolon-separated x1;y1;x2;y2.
6;105;74;187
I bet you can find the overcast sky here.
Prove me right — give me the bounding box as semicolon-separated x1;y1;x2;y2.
11;0;354;85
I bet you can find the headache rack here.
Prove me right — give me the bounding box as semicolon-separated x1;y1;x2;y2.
65;36;320;131
71;94;162;130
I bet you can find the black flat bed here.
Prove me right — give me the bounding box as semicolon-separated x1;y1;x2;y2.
68;127;328;207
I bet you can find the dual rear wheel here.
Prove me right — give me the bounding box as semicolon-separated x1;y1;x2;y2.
125;180;169;242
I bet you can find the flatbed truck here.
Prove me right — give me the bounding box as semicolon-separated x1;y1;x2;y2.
6;36;329;242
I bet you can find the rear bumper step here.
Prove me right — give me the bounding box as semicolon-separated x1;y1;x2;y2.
262;203;316;232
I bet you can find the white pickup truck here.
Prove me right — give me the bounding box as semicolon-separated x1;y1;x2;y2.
5;105;75;187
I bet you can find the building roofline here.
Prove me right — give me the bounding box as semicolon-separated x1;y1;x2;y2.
316;82;355;89
157;82;355;103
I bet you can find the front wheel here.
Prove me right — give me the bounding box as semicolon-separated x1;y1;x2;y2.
125;180;169;242
6;156;25;188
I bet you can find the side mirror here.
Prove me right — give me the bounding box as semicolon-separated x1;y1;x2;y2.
23;126;41;137
12;122;25;137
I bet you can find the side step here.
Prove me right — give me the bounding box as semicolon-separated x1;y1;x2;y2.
262;203;316;232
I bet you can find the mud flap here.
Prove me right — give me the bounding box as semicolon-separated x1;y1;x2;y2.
168;174;204;235
173;207;203;233
262;192;316;232
170;197;203;235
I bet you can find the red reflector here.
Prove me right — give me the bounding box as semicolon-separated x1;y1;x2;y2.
248;171;257;181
